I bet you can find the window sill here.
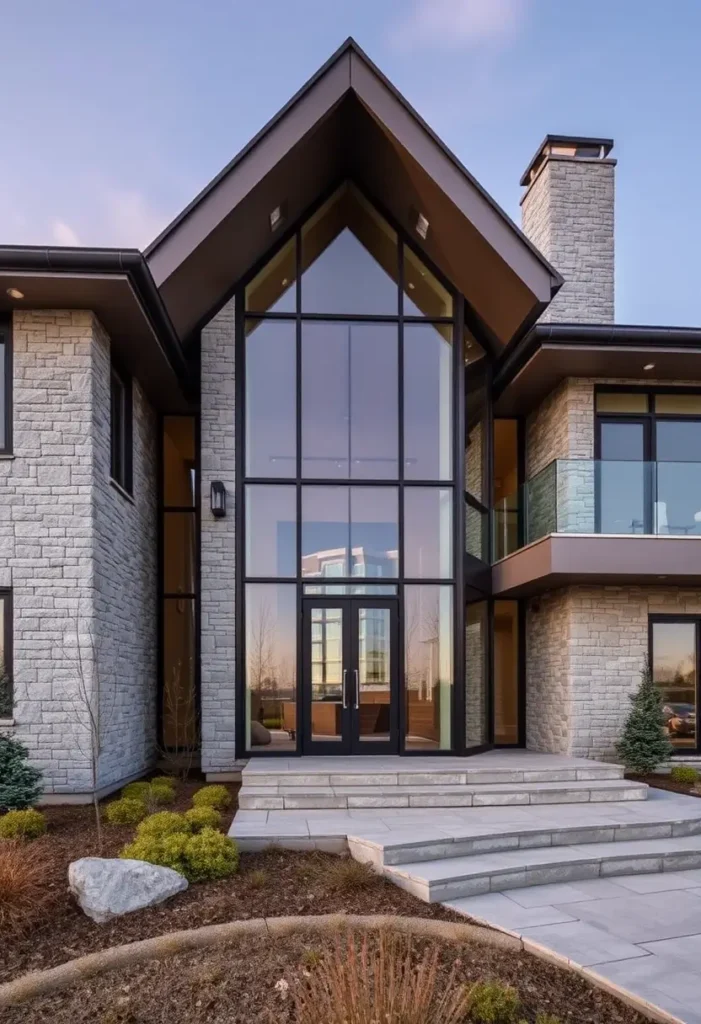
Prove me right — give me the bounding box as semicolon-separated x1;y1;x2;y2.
0;454;15;460
109;478;135;505
0;718;14;727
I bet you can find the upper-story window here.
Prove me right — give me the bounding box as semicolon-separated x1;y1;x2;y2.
110;360;133;494
0;315;12;455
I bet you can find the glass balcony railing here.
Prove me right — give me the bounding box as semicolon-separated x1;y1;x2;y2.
493;459;701;560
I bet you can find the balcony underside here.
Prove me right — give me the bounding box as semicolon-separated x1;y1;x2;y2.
492;534;701;597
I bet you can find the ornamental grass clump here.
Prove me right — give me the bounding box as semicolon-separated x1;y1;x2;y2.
292;931;471;1024
0;735;43;811
0;808;47;841
0;841;55;937
192;784;231;810
616;660;673;774
104;798;148;826
184;806;222;833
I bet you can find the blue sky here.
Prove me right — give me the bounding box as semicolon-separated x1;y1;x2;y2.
1;0;700;326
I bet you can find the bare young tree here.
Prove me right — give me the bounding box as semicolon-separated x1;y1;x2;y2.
157;657;199;781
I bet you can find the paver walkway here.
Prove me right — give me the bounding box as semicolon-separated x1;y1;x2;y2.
447;868;701;1024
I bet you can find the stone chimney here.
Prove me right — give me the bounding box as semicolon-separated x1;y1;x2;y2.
520;135;615;323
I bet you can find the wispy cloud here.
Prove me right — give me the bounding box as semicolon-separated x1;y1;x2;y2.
97;186;170;250
391;0;528;51
51;220;81;247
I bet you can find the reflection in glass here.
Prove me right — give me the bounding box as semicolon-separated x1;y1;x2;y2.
302;486;349;578
403;246;453;318
350;487;398;578
162;598;197;749
465;602;488;748
404;488;452;578
245;485;296;577
493;420;519;560
655;393;701;415
246;321;296;478
301;184;398;314
494;601;519;744
465;501;487;561
358;608;391;741
596;392;648;414
405;585;453;750
163;417;195;507
656;422;701;536
310;606;343;742
301;487;399;579
246;584;297;750
301;323;398;479
163;512;196;594
404;323;452;480
303;584;397;595
599;423;646;533
652;620;697;749
245;235;296;313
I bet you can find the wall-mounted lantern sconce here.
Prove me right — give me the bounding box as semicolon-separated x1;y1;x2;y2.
210;480;226;518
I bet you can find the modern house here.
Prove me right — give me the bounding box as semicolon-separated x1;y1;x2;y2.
2;38;701;799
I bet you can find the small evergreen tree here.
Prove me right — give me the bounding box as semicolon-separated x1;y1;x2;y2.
616;660;673;774
0;735;43;810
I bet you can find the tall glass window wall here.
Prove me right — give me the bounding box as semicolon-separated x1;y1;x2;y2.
240;183;462;753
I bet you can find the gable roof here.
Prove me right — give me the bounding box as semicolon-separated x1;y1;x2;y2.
146;38;562;348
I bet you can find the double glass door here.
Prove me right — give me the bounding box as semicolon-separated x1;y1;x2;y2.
302;598;399;754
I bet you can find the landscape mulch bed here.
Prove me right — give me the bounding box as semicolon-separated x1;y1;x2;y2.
629;772;701;797
3;930;648;1024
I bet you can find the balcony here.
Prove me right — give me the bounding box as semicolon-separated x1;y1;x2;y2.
490;460;701;596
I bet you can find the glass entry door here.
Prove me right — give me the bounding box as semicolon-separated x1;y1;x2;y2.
302;598;398;754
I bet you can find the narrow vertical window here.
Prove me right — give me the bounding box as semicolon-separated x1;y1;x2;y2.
0;314;12;454
0;592;13;719
110;362;132;493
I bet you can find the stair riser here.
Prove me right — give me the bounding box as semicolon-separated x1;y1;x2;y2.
242;768;624;789
387;850;701;903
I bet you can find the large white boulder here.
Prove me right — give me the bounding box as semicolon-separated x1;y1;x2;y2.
68;857;188;923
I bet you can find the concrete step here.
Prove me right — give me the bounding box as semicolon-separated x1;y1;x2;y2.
238;778;647;811
242;764;625;788
348;812;701;867
379;834;701;903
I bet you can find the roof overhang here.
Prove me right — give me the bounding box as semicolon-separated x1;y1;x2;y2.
145;38;561;346
0;248;191;411
492;534;701;597
494;324;701;416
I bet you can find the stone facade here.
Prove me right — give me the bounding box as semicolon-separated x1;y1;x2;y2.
199;298;237;775
4;310;157;796
521;155;615;323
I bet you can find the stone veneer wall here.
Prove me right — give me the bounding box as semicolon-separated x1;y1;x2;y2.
200;298;237;775
521;156;615;323
527;585;701;761
5;310;157;795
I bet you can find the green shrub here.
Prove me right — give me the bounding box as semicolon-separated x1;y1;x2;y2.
121;827;239;882
192;785;231;810
151;776;177;790
136;811;190;839
122;781;151;803
0;808;46;841
468;981;520;1024
149;782;176;806
670;765;699;784
184;828;239;882
184;806;222;833
104;798;148;826
535;1015;562;1024
0;736;43;811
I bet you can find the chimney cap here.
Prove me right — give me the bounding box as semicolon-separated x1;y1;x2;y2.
520;134;614;187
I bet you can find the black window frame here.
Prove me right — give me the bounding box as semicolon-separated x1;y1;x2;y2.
0;314;13;456
649;614;701;757
0;590;13;719
110;359;133;495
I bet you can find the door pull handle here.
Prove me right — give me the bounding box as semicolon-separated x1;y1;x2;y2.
342;669;348;710
354;669;360;710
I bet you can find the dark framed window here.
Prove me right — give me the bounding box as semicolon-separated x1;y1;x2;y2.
650;615;700;754
0;314;13;455
110;362;133;494
0;591;13;719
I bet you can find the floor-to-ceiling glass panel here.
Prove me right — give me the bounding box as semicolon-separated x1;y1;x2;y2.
245;321;296;478
656;421;701;535
494;601;519;744
301;184;398;315
651;620;697;749
358;607;391;741
402;246;453;318
301;322;398;479
309;606;344;742
404;323;453;480
599;421;646;533
245;235;297;314
465;601;488;748
405;585;453;750
404;488;452;578
493;420;519;560
302;486;349;578
163;512;196;595
350;487;399;578
163;598;197;749
245;484;296;577
163;417;195;507
245;584;297;751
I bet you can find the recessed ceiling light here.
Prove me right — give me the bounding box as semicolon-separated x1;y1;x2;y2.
6;287;24;300
658;575;667;580
281;278;289;288
643;363;655;371
269;206;283;231
408;281;415;290
415;213;429;240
